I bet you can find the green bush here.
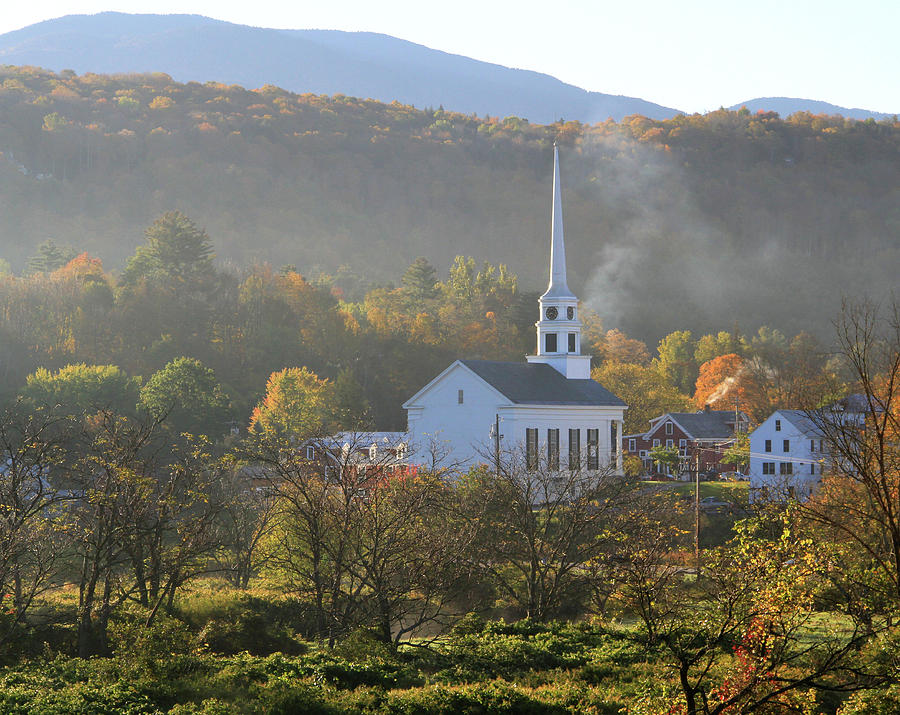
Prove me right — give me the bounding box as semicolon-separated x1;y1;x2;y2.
254;681;342;715
439;621;617;681
189;595;310;655
376;680;567;714
838;685;900;715
167;699;233;714
0;660;160;714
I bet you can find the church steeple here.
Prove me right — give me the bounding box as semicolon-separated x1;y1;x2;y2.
543;144;576;300
526;145;592;380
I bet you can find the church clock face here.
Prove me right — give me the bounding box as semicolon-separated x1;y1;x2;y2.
567;306;575;320
545;306;558;320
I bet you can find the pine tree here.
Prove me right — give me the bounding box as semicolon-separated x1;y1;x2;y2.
400;257;438;300
26;239;77;274
123;211;214;286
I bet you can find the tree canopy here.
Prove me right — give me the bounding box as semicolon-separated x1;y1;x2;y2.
138;356;230;436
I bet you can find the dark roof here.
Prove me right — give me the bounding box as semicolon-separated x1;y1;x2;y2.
664;410;742;440
459;360;626;407
831;393;869;413
778;410;824;435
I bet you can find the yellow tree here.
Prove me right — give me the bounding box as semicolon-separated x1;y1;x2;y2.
597;328;651;366
249;367;335;438
592;362;692;435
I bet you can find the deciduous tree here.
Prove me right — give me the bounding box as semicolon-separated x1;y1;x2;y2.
592;362;692;435
249;367;335;439
138;356;230;437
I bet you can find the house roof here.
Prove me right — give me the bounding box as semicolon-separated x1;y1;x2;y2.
657;410;744;440
777;410;824;436
832;393;870;414
459;360;626;407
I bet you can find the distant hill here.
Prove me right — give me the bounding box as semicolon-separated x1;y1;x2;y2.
729;97;893;121
0;12;679;124
0;66;897;345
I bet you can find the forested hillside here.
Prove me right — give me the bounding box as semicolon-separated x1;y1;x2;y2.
0;65;898;342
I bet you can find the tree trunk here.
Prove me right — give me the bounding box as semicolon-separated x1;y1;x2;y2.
680;661;698;715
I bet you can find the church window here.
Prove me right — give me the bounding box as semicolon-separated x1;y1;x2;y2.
568;333;576;353
457;389;464;404
569;429;580;471
526;429;538;471
545;333;557;353
547;429;559;470
587;429;599;470
567;306;574;320
545;306;558;320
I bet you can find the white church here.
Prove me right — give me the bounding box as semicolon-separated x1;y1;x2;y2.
403;146;627;473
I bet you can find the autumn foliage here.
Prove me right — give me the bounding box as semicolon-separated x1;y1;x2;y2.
693;353;765;417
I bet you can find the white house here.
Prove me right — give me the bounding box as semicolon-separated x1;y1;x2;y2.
749;410;826;500
403;146;627;472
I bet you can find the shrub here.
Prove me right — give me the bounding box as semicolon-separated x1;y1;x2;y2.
838;685;900;715
187;595;310;655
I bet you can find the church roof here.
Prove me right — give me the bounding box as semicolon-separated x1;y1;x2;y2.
459;360;626;407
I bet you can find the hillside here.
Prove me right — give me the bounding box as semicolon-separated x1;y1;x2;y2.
728;96;893;121
0;12;678;124
0;66;898;343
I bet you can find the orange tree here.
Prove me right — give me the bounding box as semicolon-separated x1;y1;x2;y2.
693;353;767;421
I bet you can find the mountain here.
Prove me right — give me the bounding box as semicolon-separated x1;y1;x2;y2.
0;12;680;124
729;97;893;121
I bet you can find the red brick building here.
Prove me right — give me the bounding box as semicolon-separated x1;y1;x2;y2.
623;407;749;478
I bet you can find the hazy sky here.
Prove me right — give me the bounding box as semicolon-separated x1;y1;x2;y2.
3;0;898;114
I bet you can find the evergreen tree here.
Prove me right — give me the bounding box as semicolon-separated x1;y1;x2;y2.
26;240;77;274
123;211;214;287
400;257;438;300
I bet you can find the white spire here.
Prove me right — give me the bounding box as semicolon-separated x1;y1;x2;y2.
542;144;576;299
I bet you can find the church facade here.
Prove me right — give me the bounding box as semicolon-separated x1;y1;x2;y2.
403;146;627;472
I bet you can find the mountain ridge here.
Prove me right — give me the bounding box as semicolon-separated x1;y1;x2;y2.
0;12;679;124
2;13;893;122
727;96;894;121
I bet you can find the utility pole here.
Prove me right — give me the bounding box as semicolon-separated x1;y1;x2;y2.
694;449;701;577
491;414;503;476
